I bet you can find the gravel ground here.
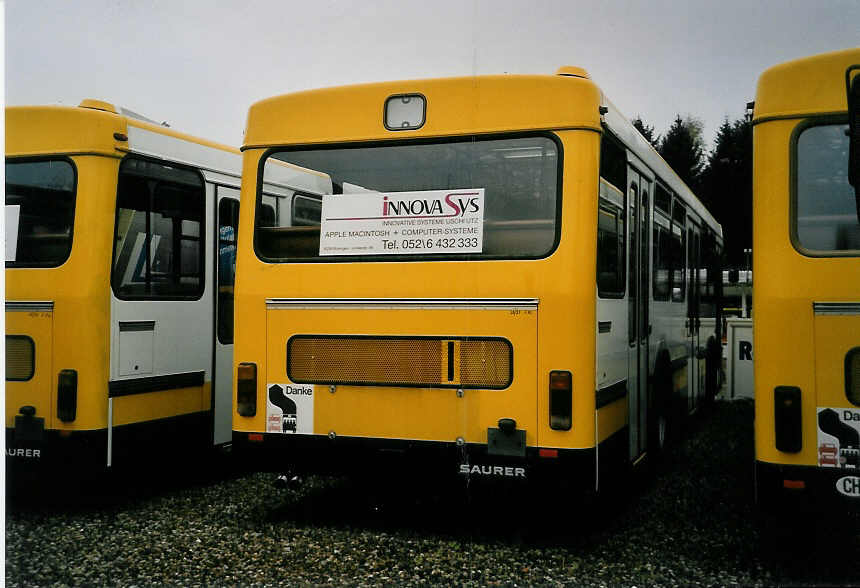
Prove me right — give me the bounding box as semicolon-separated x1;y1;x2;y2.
6;401;860;587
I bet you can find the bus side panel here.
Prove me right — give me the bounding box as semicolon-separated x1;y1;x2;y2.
537;129;598;451
754;116;860;510
753;120;818;468
6;155;116;470
107;171;216;461
5;310;53;428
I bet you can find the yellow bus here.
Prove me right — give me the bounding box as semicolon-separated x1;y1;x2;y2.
752;48;860;509
5;100;245;476
232;67;723;493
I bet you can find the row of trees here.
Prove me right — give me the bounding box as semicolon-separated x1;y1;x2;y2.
632;113;752;267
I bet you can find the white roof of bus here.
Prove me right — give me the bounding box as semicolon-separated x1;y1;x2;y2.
263;157;333;195
600;93;723;239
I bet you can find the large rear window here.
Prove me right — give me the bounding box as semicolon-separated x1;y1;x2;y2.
793;121;859;255
255;134;561;261
5;158;76;267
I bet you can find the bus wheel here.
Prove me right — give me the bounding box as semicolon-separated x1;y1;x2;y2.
657;410;667;450
705;335;721;405
650;354;673;455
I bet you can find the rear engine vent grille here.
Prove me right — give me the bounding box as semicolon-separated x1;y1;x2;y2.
459;339;512;387
6;336;35;381
287;335;512;389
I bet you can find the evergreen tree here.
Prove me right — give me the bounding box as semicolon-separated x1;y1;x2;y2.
699;116;752;267
632;116;659;148
658;115;705;191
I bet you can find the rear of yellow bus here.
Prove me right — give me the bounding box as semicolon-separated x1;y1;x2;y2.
753;48;860;511
5;104;122;474
233;70;605;489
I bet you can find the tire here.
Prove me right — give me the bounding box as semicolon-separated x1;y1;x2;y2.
649;353;673;455
705;335;721;405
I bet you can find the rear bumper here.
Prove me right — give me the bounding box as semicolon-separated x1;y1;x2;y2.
6;427;107;474
5;411;213;476
755;460;860;512
233;430;598;490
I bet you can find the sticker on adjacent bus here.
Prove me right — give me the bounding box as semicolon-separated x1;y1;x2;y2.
816;407;860;469
266;382;314;434
318;189;484;256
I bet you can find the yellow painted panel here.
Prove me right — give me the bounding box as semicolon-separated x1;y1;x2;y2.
233;129;599;451
6;103;240;159
265;307;537;446
752;50;860;467
597;398;627;444
6;105;126;157
6;155;117;431
754;49;860;122
111;382;210;426
814;316;859;409
5;310;53;427
245;74;601;148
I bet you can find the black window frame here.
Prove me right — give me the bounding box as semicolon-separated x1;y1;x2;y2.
597;130;627;299
110;155;207;301
654;183;671;215
600;128;627;194
597;201;626;298
847;347;860;407
216;191;240;344
670;199;687;303
627;184;638;346
5;156;78;269
253;131;564;264
790;114;859;258
652;213;672;302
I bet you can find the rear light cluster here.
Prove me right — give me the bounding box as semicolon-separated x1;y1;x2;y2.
549;370;572;431
237;362;257;417
57;369;77;422
774;386;802;453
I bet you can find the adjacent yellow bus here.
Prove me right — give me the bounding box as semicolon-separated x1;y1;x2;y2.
753;48;860;509
5;100;244;475
233;67;723;492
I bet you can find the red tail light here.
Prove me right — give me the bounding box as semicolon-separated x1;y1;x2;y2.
57;369;77;422
237;362;257;417
549;370;572;430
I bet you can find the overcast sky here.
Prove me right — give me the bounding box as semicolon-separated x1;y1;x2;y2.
5;0;859;150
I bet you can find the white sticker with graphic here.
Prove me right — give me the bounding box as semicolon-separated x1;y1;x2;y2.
266;382;314;434
318;189;484;256
817;407;860;470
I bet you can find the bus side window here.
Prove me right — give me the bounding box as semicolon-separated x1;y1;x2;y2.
628;188;637;346
653;217;671;301
600;132;626;193
217;194;240;344
112;158;205;299
700;233;715;318
671;201;686;303
597;203;624;297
